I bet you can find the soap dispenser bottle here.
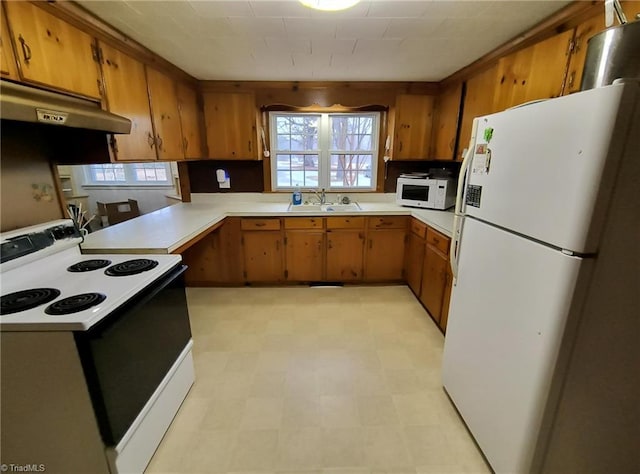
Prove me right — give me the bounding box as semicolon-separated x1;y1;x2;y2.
292;186;302;206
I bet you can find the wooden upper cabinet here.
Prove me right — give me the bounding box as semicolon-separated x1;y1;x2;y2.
146;67;184;161
565;1;640;95
204;92;258;160
458;64;499;159
177;82;204;159
99;42;156;162
392;94;435;160
431;83;463;160
493;29;575;112
4;1;100;99
0;6;18;80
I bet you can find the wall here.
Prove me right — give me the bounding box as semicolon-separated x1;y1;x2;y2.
188;160;263;193
1;122;63;231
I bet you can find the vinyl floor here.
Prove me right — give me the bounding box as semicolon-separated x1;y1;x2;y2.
145;286;490;474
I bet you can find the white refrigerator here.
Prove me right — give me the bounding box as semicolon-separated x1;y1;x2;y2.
442;81;640;474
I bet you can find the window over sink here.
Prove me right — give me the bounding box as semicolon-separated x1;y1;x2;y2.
84;163;172;186
269;112;380;191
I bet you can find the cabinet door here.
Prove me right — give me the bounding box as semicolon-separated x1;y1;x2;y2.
182;218;244;285
439;268;453;333
393;94;434;160
147;67;184;160
364;229;406;281
419;244;448;322
326;230;364;281
405;232;425;295
4;1;100;98
243;231;283;282
99;42;156;161
284;231;324;281
1;7;18;79
493;30;575;111
458;64;499;158
204;92;257;159
177;82;204;159
431;83;462;160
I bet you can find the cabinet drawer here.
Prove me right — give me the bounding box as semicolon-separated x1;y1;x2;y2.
426;227;450;255
241;218;281;231
368;216;408;229
284;217;323;230
326;217;365;229
410;219;427;239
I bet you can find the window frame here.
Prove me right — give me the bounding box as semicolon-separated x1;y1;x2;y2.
82;163;174;188
269;111;380;192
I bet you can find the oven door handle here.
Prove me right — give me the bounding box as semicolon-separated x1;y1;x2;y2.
86;264;188;337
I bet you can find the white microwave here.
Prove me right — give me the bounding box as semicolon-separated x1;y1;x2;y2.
396;177;456;210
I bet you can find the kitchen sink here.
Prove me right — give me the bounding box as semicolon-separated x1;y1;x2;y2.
287;202;362;212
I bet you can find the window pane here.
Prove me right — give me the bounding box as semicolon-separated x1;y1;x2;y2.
156;169;167;181
277;170;291;187
304;155;318;170
329;154;373;188
331;116;373;151
277;135;290;150
276;154;291;169
136;169;146;180
291;171;304;187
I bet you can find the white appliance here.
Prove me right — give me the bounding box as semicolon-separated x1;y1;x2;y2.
1;220;195;474
396;175;456;210
442;82;640;473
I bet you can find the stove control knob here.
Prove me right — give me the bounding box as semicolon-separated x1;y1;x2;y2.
65;226;77;237
52;227;66;240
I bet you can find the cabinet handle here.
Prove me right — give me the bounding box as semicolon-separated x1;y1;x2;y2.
327;239;333;249
248;140;252;152
156;135;163;151
358;232;364;240
369;239;373;249
433;237;440;244
18;35;31;64
147;132;155;148
399;141;403;152
567;71;576;90
183;137;188;152
109;135;119;154
449;137;455;152
255;222;266;227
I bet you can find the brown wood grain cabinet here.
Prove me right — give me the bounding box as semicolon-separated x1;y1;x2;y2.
364;216;407;281
242;218;283;282
431;83;463;160
419;227;452;331
99;42;157;161
4;1;101;99
204;91;258;160
493;29;575;112
177;82;204;159
392;94;435;160
326;229;365;282
146;67;184;161
405;220;427;295
284;230;324;281
182;218;244;285
0;6;18;80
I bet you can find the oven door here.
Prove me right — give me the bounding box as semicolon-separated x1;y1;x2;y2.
75;264;191;446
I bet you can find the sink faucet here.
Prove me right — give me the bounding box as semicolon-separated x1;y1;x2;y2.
312;188;326;204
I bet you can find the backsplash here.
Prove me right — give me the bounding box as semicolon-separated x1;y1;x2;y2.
187;160;264;193
383;160;461;193
187;159;461;194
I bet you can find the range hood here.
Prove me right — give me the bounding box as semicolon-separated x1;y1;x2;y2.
1;80;131;134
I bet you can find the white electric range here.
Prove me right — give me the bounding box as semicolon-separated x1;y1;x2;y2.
0;219;195;474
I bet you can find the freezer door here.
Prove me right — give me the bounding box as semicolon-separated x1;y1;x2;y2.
465;82;639;254
442;217;585;474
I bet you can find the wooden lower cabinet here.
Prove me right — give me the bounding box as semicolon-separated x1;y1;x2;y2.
364;229;406;281
284;230;324;281
405;231;425;294
243;231;283;282
181;218;243;285
326;230;365;281
419;244;449;324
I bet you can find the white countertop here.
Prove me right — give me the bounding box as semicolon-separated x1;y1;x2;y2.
81;193;454;254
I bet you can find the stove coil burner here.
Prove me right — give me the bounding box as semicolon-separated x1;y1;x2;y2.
1;288;61;315
105;259;158;277
45;293;106;315
67;259;112;272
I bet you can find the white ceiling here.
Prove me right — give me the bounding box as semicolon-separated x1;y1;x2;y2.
78;0;571;81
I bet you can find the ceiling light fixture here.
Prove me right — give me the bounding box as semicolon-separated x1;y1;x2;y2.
299;0;361;12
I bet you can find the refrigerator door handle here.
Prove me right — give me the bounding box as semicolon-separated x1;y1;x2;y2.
451;119;478;282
